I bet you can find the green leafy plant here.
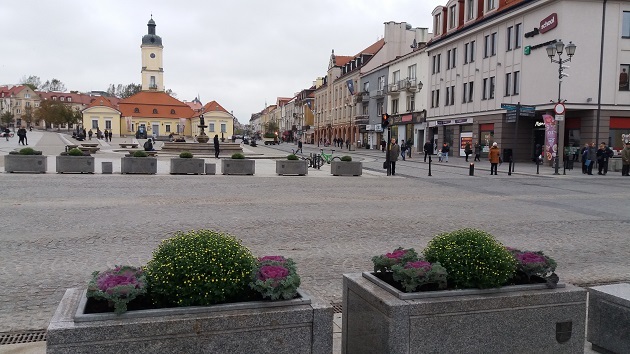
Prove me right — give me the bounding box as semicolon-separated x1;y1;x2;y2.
340;155;352;162
287;154;299;160
145;229;255;307
179;151;193;158
231;152;245;159
86;266;147;314
250;256;301;300
18;147;41;155
506;247;557;281
372;247;419;273
423;228;516;289
133;150;148;157
391;261;448;292
68;148;86;156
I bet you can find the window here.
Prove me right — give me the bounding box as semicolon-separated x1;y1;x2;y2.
468;81;474;102
25;93;30;99
432;55;437;74
515;23;522;48
170;109;175;114
623;12;630;37
61;97;65;101
447;48;457;68
52;96;57;101
408;64;416;79
436;54;441;73
67;97;72;102
491;32;497;56
434;13;442;35
469;41;475;62
131;124;135;132
393;70;400;84
484;35;490;58
513;71;520;95
447;50;452;69
35;102;39;107
376;102;382;115
507;26;513;51
466;0;475;20
364;104;370;116
463;83;468;103
165;124;171;132
363;81;369;93
445;87;450;106
209;123;215;132
464;43;469;64
92;120;98;129
150;76;156;88
449;5;457;29
431;89;440;108
134;108;140;113
25;101;31;107
407;95;415;111
482;78;488;100
450;86;455;105
221;123;226;133
378;76;386;90
505;73;512;96
392;99;399;114
152;109;158;114
489;76;495;99
16;109;21;114
105;120;112;129
486;0;495;11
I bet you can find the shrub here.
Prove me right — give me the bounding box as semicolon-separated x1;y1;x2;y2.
145;230;255;307
507;248;557;281
340;155;352;162
391;261;448;292
133;150;148;157
231;153;245;159
86;266;146;314
423;228;516;289
179;151;194;158
287;154;299;160
68;148;86;156
372;247;419;273
250;256;301;300
19;147;38;155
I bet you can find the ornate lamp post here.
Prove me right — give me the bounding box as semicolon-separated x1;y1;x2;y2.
546;39;577;175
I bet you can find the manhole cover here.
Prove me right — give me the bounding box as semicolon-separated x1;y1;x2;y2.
0;330;47;345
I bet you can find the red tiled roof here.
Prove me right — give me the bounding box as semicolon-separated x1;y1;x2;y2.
36;91;94;105
84;96;119;111
334;55;354;67
357;38;384;56
201;100;229;116
118;91;195;118
186;100;203;111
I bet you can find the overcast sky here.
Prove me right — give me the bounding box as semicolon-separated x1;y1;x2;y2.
1;1;441;123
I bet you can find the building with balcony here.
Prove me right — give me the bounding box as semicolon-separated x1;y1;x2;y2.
427;0;630;161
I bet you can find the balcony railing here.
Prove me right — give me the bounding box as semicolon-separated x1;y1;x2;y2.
387;83;400;94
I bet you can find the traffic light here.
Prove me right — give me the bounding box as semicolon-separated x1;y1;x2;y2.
381;113;390;128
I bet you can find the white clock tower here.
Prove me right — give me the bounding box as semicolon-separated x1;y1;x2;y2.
141;16;164;91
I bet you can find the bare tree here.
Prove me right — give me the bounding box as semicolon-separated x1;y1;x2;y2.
19;75;42;91
41;78;67;92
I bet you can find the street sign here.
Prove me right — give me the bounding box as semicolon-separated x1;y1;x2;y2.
519;110;536;117
554;103;566;115
501;103;518;110
506;110;517;122
520;105;536;111
555;114;565;121
501;103;536;111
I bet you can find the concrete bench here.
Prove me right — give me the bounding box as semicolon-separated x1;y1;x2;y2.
65;144;79;152
145;151;158;157
588;283;630;353
79;146;100;154
81;143;99;148
119;143;139;148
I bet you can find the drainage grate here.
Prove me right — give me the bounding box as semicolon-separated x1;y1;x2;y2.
331;302;343;313
0;330;47;345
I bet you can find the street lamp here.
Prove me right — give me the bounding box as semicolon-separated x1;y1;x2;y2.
546;39;576;175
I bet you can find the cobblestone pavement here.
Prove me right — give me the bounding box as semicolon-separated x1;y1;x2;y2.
0;133;629;334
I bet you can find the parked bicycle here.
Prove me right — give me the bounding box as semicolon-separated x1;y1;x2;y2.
318;149;341;164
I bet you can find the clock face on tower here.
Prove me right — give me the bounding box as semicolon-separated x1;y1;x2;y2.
150;53;155;58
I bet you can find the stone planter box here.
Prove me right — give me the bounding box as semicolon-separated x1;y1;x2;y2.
342;272;586;354
222;159;255;175
56;156;95;174
4;154;47;173
120;157;157;174
170;158;205;175
47;288;333;354
587;283;630;353
276;160;308;175
331;161;362;176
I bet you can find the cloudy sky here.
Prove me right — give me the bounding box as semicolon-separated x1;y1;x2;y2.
1;1;441;123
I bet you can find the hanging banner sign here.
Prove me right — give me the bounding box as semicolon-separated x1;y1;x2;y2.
543;114;557;161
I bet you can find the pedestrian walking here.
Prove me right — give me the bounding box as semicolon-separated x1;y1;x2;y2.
381;139;386;152
88;130;93;140
440;143;450;162
297;140;303;153
586;142;597;175
580;143;589;174
406;138;413;158
596;142;614;175
489;142;500;175
474;142;482;161
400;140;407;161
464;142;472;162
423;141;432;162
388;138;400;176
213;134;220;158
622;142;630;176
17;127;27;145
104;129;109;141
108;130;112;142
4;127;11;141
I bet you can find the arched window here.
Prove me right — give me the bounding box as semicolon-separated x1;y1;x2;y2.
134;108;139;113
170;109;175;114
153;109;158;114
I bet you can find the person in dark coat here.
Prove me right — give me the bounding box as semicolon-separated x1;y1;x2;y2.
17;127;27;145
297;140;303;153
213;134;220;158
108;130;113;142
400;140;407;161
596;142;614;175
464;142;472;162
474;142;482;162
88;130;93;140
423;141;432;162
388;138;400;176
406;138;413;158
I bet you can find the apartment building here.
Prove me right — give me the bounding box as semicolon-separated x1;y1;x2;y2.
0;85;41;128
427;0;630;161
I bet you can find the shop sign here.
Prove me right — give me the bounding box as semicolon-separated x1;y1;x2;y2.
534;121;545;127
434;118;473;126
366;124;373;131
402;114;413;122
539;13;558;34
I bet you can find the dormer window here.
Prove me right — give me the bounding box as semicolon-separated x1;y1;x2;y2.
134;108;140;113
449;5;457;29
52;96;57;101
152;109;158;114
170;109;175;114
466;0;475;20
60;97;65;101
67;97;72;102
486;0;496;12
434;13;442;35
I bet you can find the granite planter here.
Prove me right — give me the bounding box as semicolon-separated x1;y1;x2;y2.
4;154;47;173
170;157;205;175
342;272;586;354
276;159;308;175
56;156;95;174
222;159;255;175
47;288;333;354
587;283;630;353
331;161;362;176
121;157;157;174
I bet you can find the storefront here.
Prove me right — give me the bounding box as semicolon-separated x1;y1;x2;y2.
479;123;495;158
428;118;474;156
610;117;630;152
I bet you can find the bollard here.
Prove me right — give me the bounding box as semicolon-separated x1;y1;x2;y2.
469;163;474;176
508;161;512;176
536;158;540;175
428;155;432;176
563;159;566;175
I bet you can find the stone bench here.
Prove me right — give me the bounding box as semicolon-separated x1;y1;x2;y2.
79;146;99;154
119;143;138;148
65;144;79;152
81;143;99;148
587;283;630;353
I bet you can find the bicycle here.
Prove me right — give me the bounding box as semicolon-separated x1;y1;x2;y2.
319;149;341;164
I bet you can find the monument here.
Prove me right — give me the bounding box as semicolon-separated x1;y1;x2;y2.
196;114;209;143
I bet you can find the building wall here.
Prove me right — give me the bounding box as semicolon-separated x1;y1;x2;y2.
82;106;121;136
141;44;164;91
191;111;234;138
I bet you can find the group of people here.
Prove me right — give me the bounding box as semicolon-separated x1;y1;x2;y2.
3;127;29;144
580;141;628;176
